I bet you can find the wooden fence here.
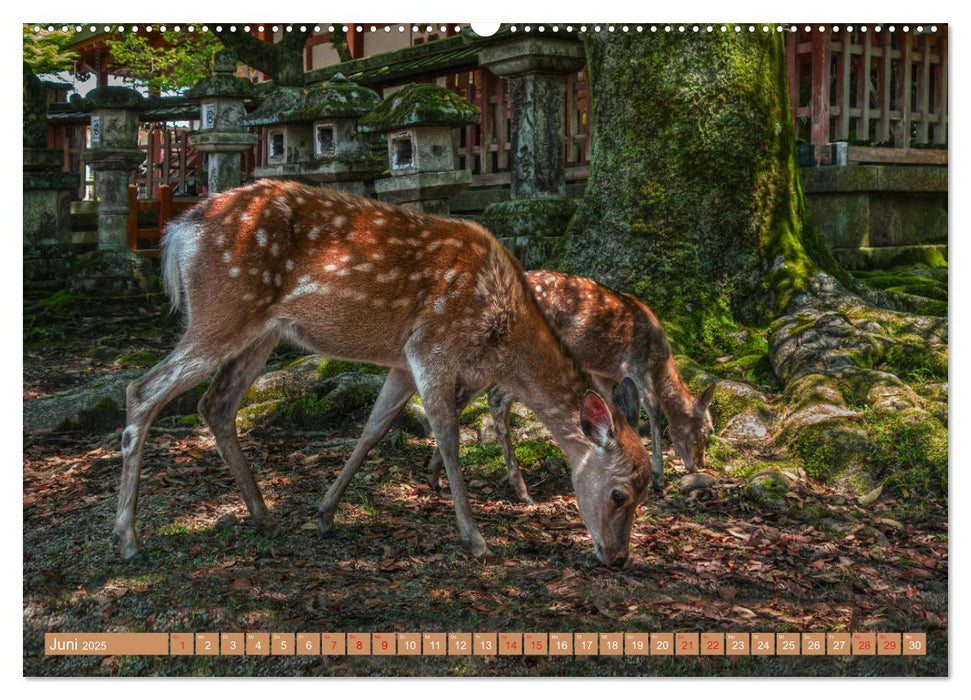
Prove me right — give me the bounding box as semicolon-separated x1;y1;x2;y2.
127;184;201;256
787;26;947;164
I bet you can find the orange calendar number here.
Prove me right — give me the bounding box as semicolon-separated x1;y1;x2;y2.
397;633;421;656
448;632;472;656
423;633;447;656
220;633;244;656
902;633;926;656
651;632;674;656
777;633;800;656
877;633;901;656
524;633;547;656
322;633;346;656
853;633;876;656
347;632;370;656
499;633;523;656
624;633;649;656
297;633;320;656
246;632;270;656
549;632;573;656
599;633;623;656
751;633;774;656
827;633;851;656
725;632;749;656
676;633;699;656
574;633;597;656
372;633;395;656
170;633;194;656
801;633;825;656
272;633;294;656
474;633;498;656
701;633;724;656
195;633;218;656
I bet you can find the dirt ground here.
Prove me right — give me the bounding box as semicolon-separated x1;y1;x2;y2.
23;294;947;677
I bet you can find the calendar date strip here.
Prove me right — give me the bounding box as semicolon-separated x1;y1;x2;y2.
45;631;926;657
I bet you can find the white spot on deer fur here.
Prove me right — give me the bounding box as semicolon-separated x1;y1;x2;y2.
535;284;542;293
242;293;255;301
296;196;305;205
371;298;386;307
270;242;280;256
374;217;386;226
408;272;422;281
442;238;462;247
419;230;431;239
324;264;338;272
354;262;373;273
338;269;350;277
274;273;282;287
445;269;458;283
216;234;226;246
285;259;295;271
229;267;241;278
392;297;411;307
388;237;404;246
249;267;259;276
263;295;273;304
333;215;347;228
262;271;271;284
256;229;268;247
298;275;310;284
240;212;251;223
308;227;320;241
285;282;330;301
371;251;384;261
434;297;447;314
376;269;399;283
261;209;272;219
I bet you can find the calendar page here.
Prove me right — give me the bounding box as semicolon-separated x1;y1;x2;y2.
22;17;948;679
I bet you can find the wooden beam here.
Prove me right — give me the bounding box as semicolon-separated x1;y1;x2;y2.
934;35;948;145
856;30;872;141
878;31;892;143
916;34;931;144
837;31;852;140
894;32;913;148
810;30;832;160
846;145;947;165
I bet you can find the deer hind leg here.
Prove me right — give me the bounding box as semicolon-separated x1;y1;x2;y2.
410;363;489;558
113;341;221;559
427;385;478;490
315;367;416;532
643;394;666;492
488;387;533;504
198;329;282;537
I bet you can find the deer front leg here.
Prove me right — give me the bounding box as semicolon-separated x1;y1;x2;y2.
411;367;489;558
643;394;666;492
488;387;533;504
198;330;282;538
113;342;220;559
427;386;477;489
315;367;416;532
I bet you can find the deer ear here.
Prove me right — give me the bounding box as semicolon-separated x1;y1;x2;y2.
580;391;614;447
694;384;715;416
612;377;640;430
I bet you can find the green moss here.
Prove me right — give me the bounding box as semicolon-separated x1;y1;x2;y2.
316;359;387;381
74;398;125;433
790;419;869;483
36;288;78;311
881;343;947;383
864;409;948;496
358;83;479;132
114;349;161;368
708;385;772;433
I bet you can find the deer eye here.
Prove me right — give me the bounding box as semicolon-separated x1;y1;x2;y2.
611;489;626;506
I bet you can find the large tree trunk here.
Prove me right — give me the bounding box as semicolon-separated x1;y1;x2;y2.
557;28;947;499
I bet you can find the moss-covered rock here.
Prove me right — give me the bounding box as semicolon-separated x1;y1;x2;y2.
359;83;479;132
864;408;948;496
746;471;793;509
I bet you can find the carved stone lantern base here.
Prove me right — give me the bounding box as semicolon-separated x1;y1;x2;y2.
374;170;473;215
480;197;577;269
69;248;158;298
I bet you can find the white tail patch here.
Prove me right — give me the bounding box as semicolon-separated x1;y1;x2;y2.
160;214;202;314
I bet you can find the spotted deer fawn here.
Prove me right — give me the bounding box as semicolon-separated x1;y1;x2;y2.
428;271;715;499
114;181;651;567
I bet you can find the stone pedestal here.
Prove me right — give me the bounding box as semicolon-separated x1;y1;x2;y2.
359;83;478;214
478;38;585;250
23;149;80;288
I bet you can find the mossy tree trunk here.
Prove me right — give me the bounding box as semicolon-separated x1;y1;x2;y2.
214;28;312;86
557;28;947;497
559;28;846;340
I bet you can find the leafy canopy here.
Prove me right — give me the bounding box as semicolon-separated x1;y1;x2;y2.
107;31;223;94
23;26;78;76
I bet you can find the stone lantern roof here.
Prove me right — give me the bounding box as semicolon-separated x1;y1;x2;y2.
74;85;144;111
188;50;256;99
288;74;381;121
358;83;478;133
241;86;307;127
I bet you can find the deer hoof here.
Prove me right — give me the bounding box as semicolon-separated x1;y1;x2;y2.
468;535;490;559
260;517;281;539
315;508;336;535
112;527;140;561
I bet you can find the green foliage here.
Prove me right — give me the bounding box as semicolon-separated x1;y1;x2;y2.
114;349;161;368
107;31;222;94
23;26;78;75
864;409;948;496
316;359;387;381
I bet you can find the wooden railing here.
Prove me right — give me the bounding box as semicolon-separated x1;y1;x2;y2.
787;26;948;164
127;184;201;256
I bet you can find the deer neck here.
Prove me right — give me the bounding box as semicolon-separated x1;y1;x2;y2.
652;354;695;424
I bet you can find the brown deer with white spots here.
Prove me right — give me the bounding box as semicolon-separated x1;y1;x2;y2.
113;180;651;568
428;271;715;500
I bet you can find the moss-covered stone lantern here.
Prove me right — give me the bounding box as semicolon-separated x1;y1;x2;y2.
359;83;478;214
285;74;383;194
188;49;258;193
71;85;153;295
243;86;313;180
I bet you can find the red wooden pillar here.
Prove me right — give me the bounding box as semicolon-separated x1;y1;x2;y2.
894;32;912;148
810;30;832;162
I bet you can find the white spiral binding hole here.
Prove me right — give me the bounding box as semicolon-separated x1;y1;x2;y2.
29;24;942;36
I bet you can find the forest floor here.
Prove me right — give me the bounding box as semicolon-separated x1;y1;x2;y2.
23;291;947;677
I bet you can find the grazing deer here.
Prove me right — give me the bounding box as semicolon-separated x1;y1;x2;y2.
429;271;715;499
113;181;651;568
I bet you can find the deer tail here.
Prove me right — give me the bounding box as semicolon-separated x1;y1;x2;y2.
160;211;202;315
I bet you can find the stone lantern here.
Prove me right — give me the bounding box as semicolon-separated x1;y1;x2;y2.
243;86;313;181
478;36;586;267
188;49;257;193
359;83;478;214
295;75;383;194
73;85;153;295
